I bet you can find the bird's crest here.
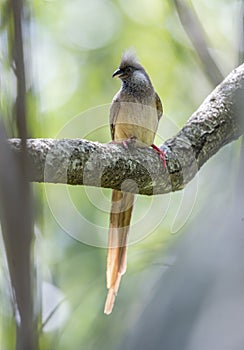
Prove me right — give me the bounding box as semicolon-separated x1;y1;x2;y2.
120;49;142;70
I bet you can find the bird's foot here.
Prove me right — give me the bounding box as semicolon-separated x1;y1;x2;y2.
122;136;137;148
151;144;167;168
109;136;137;148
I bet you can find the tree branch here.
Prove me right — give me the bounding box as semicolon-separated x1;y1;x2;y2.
9;64;244;195
5;0;37;349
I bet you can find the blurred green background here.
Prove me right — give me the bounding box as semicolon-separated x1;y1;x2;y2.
0;0;242;349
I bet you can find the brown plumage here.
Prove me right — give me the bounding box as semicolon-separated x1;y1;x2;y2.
104;50;163;314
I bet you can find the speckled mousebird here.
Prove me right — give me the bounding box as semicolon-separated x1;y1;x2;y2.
104;50;165;314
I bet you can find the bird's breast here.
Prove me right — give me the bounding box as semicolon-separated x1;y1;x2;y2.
114;101;158;146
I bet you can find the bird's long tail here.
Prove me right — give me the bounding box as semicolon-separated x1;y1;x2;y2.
104;189;134;315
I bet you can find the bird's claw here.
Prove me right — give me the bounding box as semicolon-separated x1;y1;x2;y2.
151;144;167;168
122;136;137;148
109;136;137;149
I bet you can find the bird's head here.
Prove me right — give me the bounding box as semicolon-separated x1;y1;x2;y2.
112;50;149;84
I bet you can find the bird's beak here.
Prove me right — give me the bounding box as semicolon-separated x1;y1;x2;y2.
112;68;123;78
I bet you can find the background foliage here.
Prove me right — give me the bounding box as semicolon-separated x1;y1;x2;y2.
0;0;243;349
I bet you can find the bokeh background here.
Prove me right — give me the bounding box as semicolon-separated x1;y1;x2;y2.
0;0;243;349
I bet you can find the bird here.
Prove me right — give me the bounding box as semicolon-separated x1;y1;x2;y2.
104;50;164;315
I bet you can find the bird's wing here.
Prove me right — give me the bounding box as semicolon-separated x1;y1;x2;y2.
109;97;121;140
155;92;163;121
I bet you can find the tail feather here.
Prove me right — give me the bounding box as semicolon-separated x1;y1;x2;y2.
104;190;134;315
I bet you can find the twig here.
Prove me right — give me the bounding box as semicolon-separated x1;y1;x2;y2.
174;0;224;86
